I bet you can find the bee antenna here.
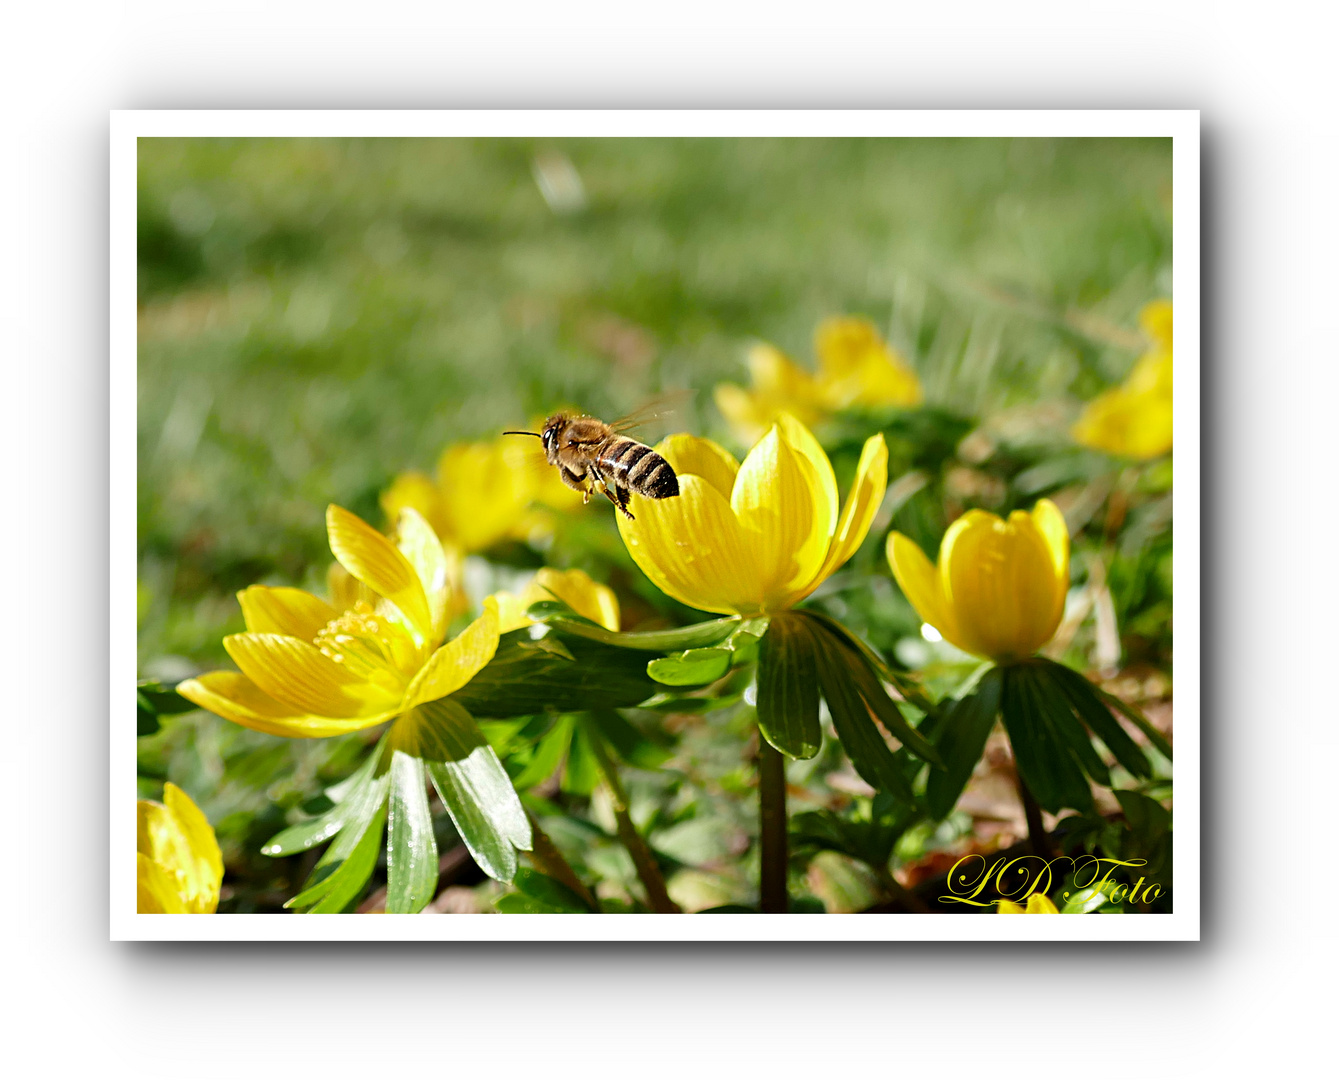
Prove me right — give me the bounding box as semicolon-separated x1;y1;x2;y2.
502;430;542;438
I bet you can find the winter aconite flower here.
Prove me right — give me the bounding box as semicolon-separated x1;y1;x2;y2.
998;893;1059;914
137;783;223;914
618;414;887;615
714;316;922;445
381;433;582;555
887;499;1069;664
179;505;500;738
494;566;621;634
1072;300;1173;460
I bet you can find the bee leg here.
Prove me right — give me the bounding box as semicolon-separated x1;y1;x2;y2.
611;483;635;521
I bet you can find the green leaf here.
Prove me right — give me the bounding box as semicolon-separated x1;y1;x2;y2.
137;694;160;737
501;868;594;913
1096;685;1173;761
450;631;657;717
385;750;440;914
262;744;386;856
306;805;387;913
1000;665;1093;814
756;612;821;759
803;612;944;757
828;638;942;767
926;667;1003;819
137;679;198;736
561;721;601;796
647;647;731;686
511;716;574;790
1114;789;1171;844
139;680;199;715
530;604;742;651
811;625;911;801
589;709;672;769
1026;663;1112;788
1043;660;1153;780
288;800;388;913
395;698;532;883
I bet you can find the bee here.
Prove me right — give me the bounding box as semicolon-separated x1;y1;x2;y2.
505;411;680;520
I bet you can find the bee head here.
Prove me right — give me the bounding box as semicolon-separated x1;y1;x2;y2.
539;414;567;460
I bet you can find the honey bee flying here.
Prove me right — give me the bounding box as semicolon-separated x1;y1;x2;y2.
504;411;680;520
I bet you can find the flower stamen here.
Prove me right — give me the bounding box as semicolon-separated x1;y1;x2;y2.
314;601;417;695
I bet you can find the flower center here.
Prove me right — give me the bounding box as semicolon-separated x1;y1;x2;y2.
314;601;419;696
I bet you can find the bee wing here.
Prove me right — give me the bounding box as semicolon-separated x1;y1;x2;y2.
608;389;696;438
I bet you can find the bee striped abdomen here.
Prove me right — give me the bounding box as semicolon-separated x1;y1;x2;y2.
603;438;680;499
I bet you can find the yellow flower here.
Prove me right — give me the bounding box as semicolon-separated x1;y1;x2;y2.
714;316;922;445
381;432;583;555
887;499;1069;664
494;566;621;634
812;316;924;411
998;893;1059;914
178;505;500;739
137;782;223;914
618;413;888;616
1072;300;1173;460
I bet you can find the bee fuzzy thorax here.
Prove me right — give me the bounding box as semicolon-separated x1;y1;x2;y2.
508;410;681;521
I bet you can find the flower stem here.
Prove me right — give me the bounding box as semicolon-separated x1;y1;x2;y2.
758;734;788;913
524;811;599;912
1015;772;1053;860
583;717;681;914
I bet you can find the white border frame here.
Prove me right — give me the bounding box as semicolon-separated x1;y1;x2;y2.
113;109;1199;942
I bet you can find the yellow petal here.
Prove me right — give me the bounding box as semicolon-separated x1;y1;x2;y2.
535;567;620;632
403;597;501;710
774;413;839;537
327;561;376;613
493;590;535;635
1031;498;1071;632
1072;385;1173;460
162;782;223;911
886;532;963;649
436;440;535;553
656;433;739;501
749;342;820;401
814;316;922;408
380;471;447;541
137;785;222;914
801;433;889;604
394;506;453;642
177;671;397;738
326;504;434;642
731;425;829;609
713;383;771;448
224;632;376;718
237;586;337;641
1139;299;1173;350
137;851;183;913
939;508;1063;661
618;474;761;615
1026;893;1059;914
997;899;1025;914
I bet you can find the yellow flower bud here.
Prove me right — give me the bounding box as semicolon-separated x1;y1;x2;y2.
887;499;1069;663
137;783;223;914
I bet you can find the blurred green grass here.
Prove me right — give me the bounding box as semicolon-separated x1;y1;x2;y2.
138;136;1170;676
137;137;1172;911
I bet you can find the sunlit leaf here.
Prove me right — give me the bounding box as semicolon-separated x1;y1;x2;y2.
385;750;440;914
647;648;732;686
